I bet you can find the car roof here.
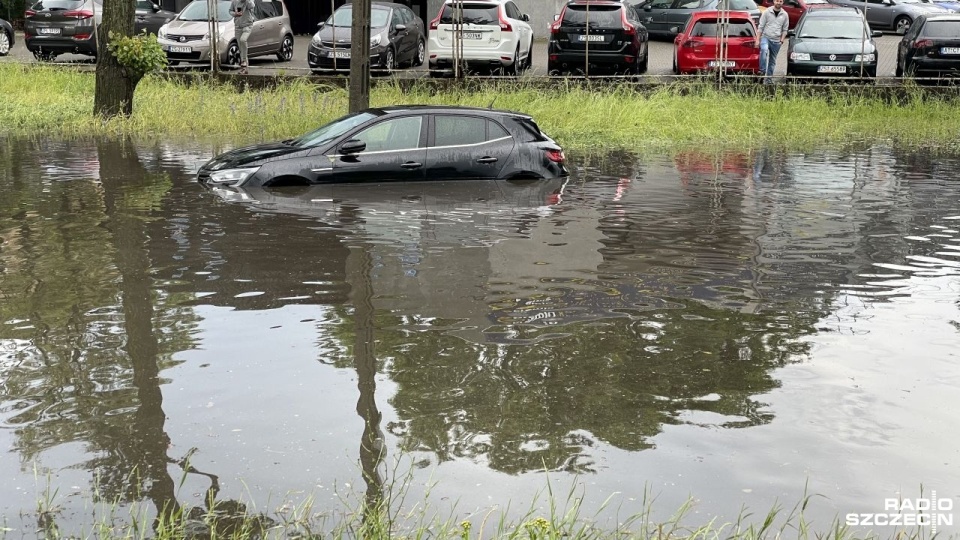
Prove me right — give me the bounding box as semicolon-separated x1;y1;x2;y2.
444;0;508;4
373;105;532;119
369;1;408;8
803;6;862;16
691;8;754;17
920;13;960;20
567;0;626;6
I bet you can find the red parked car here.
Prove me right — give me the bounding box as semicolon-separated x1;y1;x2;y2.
758;0;837;28
672;10;760;75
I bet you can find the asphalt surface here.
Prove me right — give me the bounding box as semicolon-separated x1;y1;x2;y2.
1;31;904;80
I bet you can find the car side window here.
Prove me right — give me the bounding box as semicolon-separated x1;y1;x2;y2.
135;0;152;9
650;0;673;9
487;120;509;140
505;2;522;20
354;116;423;153
435;116;486;146
255;0;276;19
392;10;402;27
399;6;412;23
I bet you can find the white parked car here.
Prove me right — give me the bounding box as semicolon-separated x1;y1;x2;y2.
427;0;534;76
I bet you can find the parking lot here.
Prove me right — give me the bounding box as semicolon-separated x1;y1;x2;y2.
2;31;904;80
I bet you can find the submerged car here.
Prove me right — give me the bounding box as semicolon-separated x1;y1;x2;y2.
547;0;651;75
0;17;14;56
673;9;760;73
307;1;425;73
197;106;568;188
787;7;882;77
897;13;960;77
629;0;761;38
157;0;294;68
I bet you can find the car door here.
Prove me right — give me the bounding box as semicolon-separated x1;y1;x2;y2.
862;0;891;28
390;8;412;63
248;0;274;54
328;115;427;183
425;114;515;180
505;1;533;56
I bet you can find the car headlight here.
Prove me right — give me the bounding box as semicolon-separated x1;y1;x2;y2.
790;52;810;61
158;26;166;39
371;34;381;47
208;167;260;186
854;53;875;62
312;32;322;46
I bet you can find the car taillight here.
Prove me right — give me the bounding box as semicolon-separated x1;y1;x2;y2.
546;149;565;163
550;9;564;33
913;39;933;48
429;9;441;30
621;9;635;35
63;9;94;18
683;40;704;48
74;33;91;39
499;6;512;32
25;9;36;16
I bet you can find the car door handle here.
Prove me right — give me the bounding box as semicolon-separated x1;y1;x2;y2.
477;156;498;164
401;161;422;169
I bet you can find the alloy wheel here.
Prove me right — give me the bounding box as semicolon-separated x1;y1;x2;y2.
0;32;10;56
895;16;911;35
414;40;425;66
277;35;293;61
384;48;395;71
225;42;241;68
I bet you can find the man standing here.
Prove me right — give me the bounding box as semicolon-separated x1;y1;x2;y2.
230;0;256;74
755;0;789;84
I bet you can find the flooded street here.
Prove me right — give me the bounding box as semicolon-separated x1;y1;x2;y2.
0;138;958;536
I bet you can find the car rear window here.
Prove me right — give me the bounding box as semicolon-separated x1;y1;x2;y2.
30;0;84;9
717;0;758;9
563;5;623;26
439;2;499;24
921;20;960;38
690;19;755;36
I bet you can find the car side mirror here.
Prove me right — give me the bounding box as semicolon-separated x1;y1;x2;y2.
553;13;560;20
317;21;324;28
787;28;795;36
872;29;883;36
670;25;680;33
151;2;160;11
394;23;406;31
340;139;366;155
644;4;653;10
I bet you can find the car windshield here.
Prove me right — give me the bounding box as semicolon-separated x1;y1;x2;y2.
714;0;758;9
178;0;232;21
288;112;378;148
328;6;390;27
563;5;623;26
922;20;960;36
439;3;499;24
799;17;866;37
805;0;829;4
690;18;756;36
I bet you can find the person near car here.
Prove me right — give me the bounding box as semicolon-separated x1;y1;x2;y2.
755;0;789;83
230;0;256;74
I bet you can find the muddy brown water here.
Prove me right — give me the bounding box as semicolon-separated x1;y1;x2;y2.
0;138;958;536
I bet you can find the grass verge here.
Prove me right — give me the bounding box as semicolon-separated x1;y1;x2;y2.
2;63;960;153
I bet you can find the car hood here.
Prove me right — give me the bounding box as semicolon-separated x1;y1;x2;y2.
904;2;950;12
165;18;234;34
792;37;876;53
315;24;386;43
202;142;305;170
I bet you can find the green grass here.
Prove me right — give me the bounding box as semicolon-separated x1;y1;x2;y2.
3;63;960;152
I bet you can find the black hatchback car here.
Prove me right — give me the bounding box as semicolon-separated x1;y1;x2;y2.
307;1;425;73
198;106;568;188
548;0;650;75
897;14;960;78
786;7;882;78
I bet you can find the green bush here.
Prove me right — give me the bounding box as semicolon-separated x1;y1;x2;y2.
106;30;168;80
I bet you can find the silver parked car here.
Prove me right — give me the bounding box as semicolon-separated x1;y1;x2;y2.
157;0;294;68
827;0;949;34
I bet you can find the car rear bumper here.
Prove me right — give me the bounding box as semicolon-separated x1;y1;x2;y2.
677;56;760;74
428;38;518;68
24;35;97;55
907;57;960;76
548;49;642;72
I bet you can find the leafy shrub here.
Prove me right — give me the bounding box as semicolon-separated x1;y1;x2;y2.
107;30;168;79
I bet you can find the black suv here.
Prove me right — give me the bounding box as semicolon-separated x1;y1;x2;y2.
897;14;960;79
548;0;650;75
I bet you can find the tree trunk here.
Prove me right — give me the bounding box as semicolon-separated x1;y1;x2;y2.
94;0;137;118
348;0;371;113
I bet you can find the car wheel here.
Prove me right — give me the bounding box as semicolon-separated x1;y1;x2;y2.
413;39;425;66
638;45;649;74
895;59;903;78
276;34;294;62
0;30;10;56
524;43;533;70
895;15;912;35
507;46;521;76
383;47;395;71
224;41;241;68
672;55;678;75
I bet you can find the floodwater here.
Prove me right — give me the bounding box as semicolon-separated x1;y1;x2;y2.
0;138;959;537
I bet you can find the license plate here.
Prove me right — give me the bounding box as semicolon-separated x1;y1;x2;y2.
169;45;191;53
38;27;61;35
331;50;350;58
462;32;482;40
818;65;846;73
708;60;735;67
577;34;605;42
941;47;960;55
